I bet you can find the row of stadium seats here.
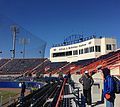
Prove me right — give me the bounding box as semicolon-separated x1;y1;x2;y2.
8;79;64;107
0;58;45;74
0;49;119;76
74;49;120;74
0;58;68;77
32;61;68;74
57;49;120;74
0;59;10;67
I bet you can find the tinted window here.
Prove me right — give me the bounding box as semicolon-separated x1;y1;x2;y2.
84;48;89;53
95;46;101;52
79;49;83;54
106;44;112;50
73;50;78;55
53;52;65;57
90;47;94;52
66;51;72;56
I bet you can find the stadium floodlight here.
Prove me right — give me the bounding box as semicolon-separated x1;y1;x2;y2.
10;25;19;59
19;38;30;59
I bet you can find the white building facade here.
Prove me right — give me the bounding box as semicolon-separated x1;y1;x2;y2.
50;37;117;62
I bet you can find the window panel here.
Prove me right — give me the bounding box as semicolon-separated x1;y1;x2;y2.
66;51;72;56
95;46;101;52
73;50;78;55
79;49;83;54
90;47;94;52
106;44;112;50
84;48;89;53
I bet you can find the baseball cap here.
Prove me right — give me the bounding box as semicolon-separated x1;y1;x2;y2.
85;71;89;74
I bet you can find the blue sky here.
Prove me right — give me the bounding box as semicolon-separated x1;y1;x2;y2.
0;0;120;57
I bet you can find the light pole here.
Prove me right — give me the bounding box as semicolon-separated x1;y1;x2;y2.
0;51;2;58
11;25;19;59
19;38;29;59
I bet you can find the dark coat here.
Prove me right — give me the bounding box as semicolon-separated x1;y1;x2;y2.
79;74;94;90
21;82;26;93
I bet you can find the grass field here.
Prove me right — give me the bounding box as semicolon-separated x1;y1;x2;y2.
0;90;18;100
0;88;20;106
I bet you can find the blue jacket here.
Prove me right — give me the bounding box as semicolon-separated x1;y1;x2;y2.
104;75;115;99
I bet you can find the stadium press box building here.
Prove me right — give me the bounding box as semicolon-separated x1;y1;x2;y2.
50;36;117;62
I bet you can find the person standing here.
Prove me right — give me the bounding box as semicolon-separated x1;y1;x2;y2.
21;81;26;97
79;71;94;107
20;82;26;106
99;68;115;107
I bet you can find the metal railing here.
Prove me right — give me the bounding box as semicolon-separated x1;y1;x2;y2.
70;51;120;74
55;78;67;107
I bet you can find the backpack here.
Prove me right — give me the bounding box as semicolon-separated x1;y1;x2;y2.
112;76;120;94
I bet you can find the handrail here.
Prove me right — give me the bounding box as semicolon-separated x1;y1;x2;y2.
55;78;67;107
109;65;120;70
103;53;120;66
76;51;120;74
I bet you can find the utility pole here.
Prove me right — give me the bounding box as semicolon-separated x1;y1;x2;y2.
11;25;19;59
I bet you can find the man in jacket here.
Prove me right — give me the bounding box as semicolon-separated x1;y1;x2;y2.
79;71;94;107
100;68;115;107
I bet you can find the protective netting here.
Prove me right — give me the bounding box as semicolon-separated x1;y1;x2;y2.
0;15;46;58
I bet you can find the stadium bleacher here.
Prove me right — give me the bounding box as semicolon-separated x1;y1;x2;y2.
0;48;119;107
0;59;10;67
0;49;119;76
8;79;64;107
0;58;45;74
1;49;120;107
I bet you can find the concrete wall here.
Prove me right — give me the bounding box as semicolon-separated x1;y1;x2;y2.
92;72;104;104
111;66;120;75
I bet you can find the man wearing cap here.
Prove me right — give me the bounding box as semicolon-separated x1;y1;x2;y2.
79;71;94;107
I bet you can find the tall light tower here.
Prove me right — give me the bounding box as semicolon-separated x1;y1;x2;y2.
11;25;19;59
20;38;29;59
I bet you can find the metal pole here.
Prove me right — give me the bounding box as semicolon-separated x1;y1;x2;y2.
23;40;25;59
78;88;79;103
11;25;19;59
20;38;29;59
12;26;16;59
0;96;3;107
9;95;12;105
